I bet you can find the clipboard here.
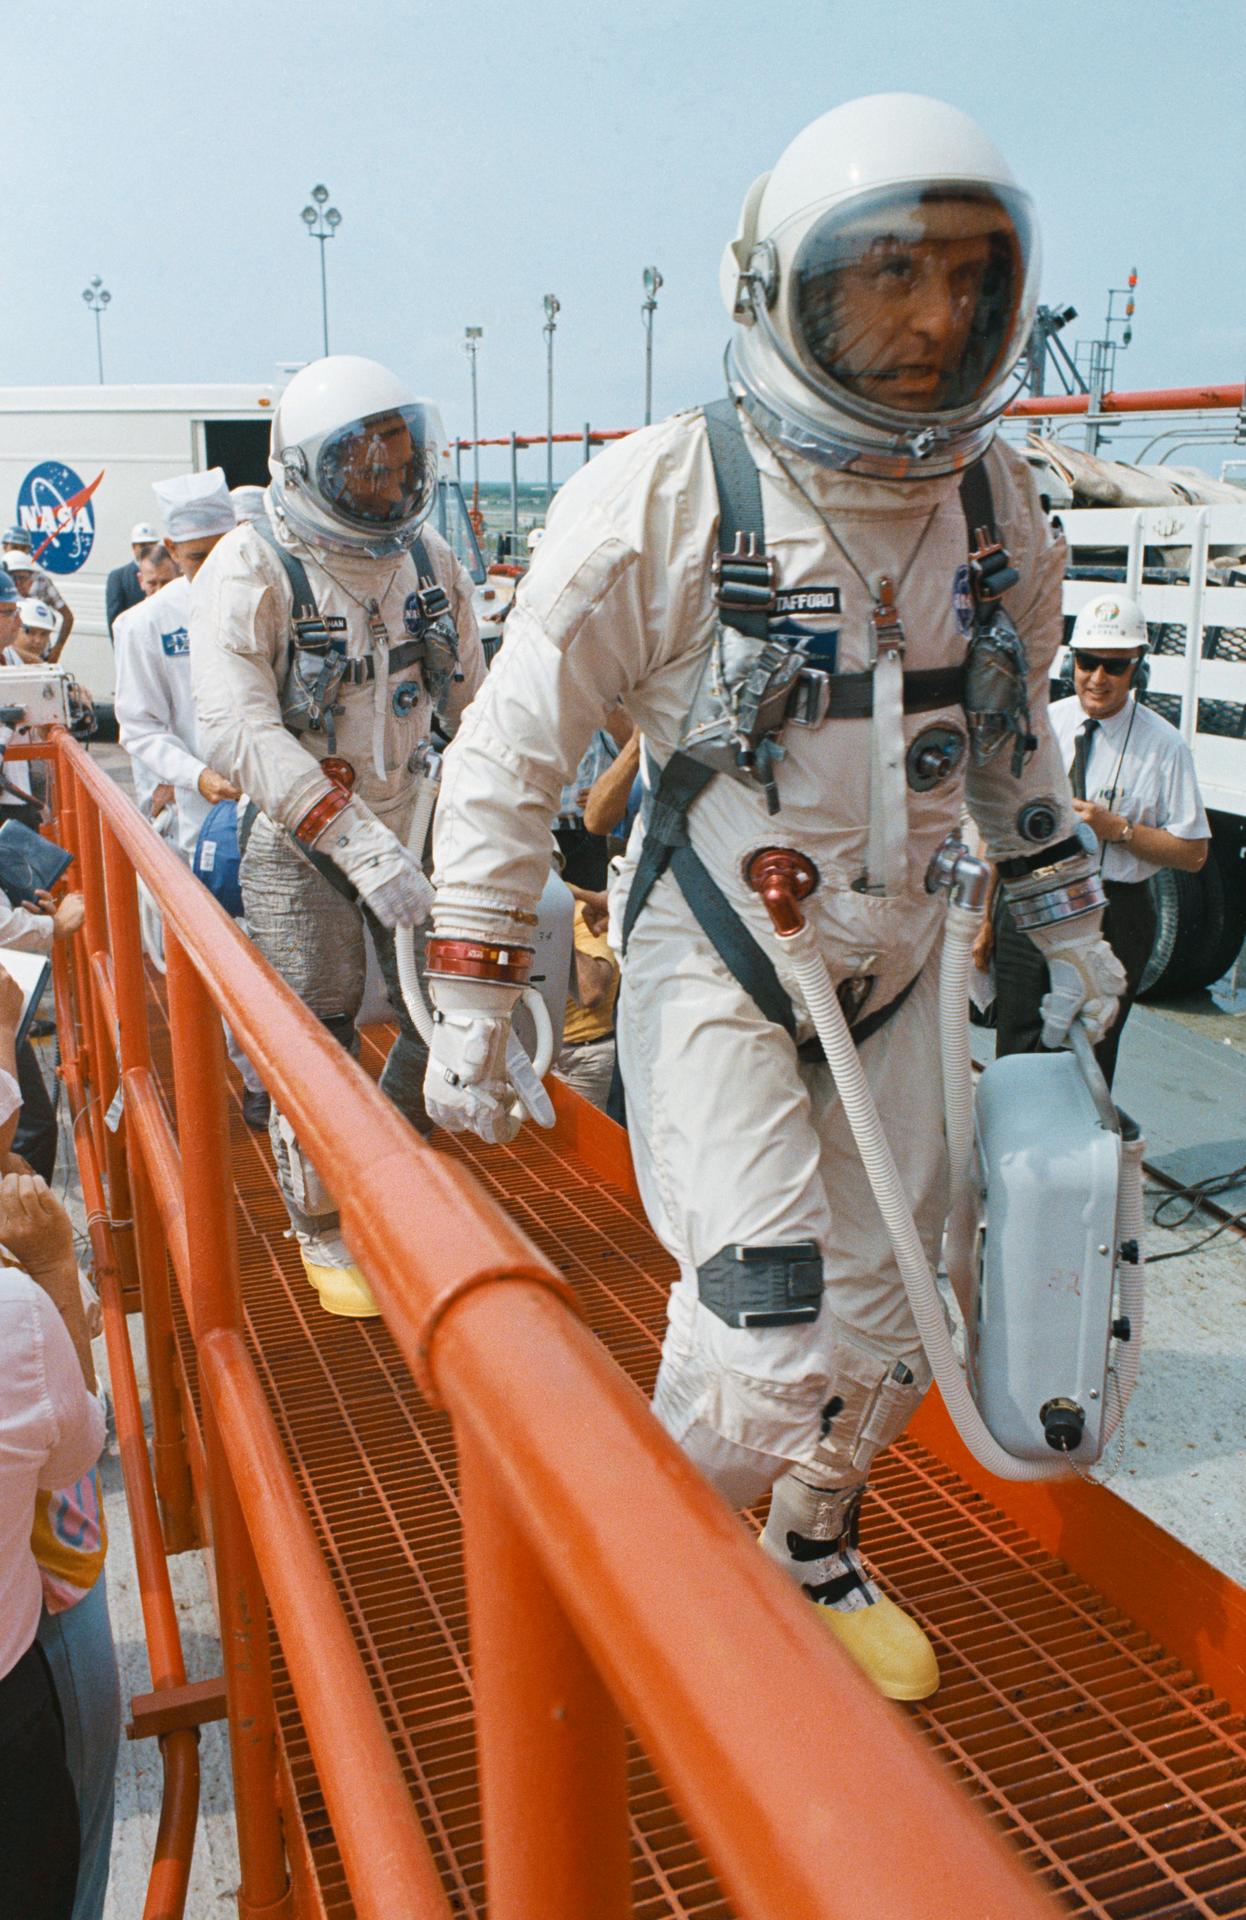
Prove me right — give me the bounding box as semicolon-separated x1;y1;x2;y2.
0;946;53;1049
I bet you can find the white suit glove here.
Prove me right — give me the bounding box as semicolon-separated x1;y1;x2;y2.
309;796;434;930
423;977;555;1145
1026;922;1127;1047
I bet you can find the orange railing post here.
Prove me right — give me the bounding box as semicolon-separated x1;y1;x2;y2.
100;818;197;1552
163;932;292;1920
458;1423;631;1920
74;779;139;1295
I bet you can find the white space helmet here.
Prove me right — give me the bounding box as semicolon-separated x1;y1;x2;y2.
721;95;1039;478
269;355;445;558
1070;593;1149;652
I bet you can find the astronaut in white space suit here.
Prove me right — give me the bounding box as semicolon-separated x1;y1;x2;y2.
425;96;1124;1700
191;357;485;1319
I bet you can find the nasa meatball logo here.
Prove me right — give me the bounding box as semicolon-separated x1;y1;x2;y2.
952;563;973;636
402;591;425;636
15;461;104;575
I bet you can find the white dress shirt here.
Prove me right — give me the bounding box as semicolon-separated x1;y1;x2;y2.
1049;693;1210;883
0;1264;105;1675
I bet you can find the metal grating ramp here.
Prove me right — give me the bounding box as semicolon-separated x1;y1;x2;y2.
146;988;1246;1918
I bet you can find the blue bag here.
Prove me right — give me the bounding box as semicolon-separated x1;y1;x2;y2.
193;800;249;918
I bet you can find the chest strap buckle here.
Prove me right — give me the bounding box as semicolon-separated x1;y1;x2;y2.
416;581;450;622
712;532;778;615
967;528;1019;602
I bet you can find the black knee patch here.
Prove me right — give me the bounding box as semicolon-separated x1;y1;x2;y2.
696;1241;823;1330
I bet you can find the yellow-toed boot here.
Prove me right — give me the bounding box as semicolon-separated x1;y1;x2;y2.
762;1481;939;1702
298;1234;380;1320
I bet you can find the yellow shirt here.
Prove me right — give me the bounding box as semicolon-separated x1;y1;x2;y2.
562;904;620;1047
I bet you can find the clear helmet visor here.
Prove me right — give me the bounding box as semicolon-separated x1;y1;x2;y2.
314;403;440;532
788;184;1036;428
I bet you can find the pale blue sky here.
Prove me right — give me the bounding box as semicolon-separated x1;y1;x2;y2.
8;0;1244;479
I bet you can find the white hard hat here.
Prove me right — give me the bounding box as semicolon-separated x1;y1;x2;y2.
131;521;160;544
269;355;445;558
721;94;1039;478
17;598;56;633
1070;593;1149;652
1;550;33;574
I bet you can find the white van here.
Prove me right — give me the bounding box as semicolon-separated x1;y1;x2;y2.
0;383;488;707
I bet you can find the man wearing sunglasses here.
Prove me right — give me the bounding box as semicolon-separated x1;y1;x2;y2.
990;592;1209;1084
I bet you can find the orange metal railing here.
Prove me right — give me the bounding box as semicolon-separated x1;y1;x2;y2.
49;729;1063;1920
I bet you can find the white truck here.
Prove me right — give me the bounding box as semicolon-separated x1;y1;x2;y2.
0;382;489;711
1020;436;1246;994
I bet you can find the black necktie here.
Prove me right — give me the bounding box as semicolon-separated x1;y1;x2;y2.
1070;717;1099;801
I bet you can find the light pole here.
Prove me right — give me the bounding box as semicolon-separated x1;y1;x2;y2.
82;276;111;384
642;265;663;425
300;184;342;358
464;326;483;530
543;293;560;507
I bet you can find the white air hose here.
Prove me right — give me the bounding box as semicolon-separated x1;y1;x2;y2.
392;751;556;1078
937;900;982;1324
779;911;1105;1482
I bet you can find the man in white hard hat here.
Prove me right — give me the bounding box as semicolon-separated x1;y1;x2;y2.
105;522;161;639
115;470;242;863
14;598;58;662
1;550;74;663
190;356;486;1318
989;592;1208;1083
425;95;1127;1700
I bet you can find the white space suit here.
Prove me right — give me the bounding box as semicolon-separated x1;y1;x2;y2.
191;357;484;1317
427;98;1124;1698
115;572;212;860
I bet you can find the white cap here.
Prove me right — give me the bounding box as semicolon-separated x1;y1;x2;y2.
1;550;33;574
1070;593;1149;652
17;598;56;633
152;468;237;541
229;484;269;525
130;521;160;544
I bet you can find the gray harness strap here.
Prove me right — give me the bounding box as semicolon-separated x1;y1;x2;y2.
620;402;804;1035
621;748;797;1037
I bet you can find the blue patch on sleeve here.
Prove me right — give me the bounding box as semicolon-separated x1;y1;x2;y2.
160;626;190;657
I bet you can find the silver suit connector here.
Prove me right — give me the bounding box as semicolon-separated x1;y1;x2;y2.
925;833;990;912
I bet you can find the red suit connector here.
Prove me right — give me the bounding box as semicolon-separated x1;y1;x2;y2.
744;847;820;936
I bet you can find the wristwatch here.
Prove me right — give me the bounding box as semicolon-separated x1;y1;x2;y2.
1117;818;1135;846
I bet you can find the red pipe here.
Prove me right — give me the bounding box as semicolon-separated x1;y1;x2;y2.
450;386;1245;447
1007;382;1244;418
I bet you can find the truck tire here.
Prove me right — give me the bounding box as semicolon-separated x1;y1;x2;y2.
1138;869;1205;998
1203;834;1246;984
1174;855;1226;992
